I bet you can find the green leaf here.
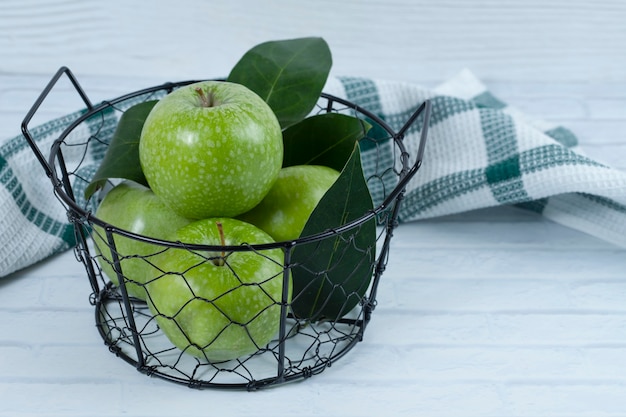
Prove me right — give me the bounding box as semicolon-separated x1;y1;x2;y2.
227;37;332;129
84;100;157;200
290;144;377;322
282;113;371;172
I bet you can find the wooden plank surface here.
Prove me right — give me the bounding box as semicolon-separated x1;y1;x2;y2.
1;0;624;83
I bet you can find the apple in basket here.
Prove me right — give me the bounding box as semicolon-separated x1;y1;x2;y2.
139;80;283;220
238;164;340;242
92;180;192;300
145;217;290;362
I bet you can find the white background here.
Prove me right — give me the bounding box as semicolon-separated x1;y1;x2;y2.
1;1;626;416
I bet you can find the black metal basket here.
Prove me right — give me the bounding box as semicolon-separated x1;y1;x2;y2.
21;67;431;390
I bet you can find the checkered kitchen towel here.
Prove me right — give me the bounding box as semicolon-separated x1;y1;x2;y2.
2;69;626;278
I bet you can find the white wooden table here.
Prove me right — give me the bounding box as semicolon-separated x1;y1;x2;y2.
1;1;626;416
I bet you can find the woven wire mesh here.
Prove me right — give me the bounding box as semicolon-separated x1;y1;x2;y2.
24;70;430;390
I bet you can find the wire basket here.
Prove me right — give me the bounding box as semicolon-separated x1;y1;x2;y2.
22;67;431;390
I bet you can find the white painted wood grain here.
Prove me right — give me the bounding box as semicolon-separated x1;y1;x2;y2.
1;0;625;83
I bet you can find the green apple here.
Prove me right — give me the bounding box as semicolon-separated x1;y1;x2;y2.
238;165;340;242
139;81;283;219
145;217;290;362
92;181;192;300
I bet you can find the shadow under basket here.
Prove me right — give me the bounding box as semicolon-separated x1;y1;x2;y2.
22;67;431;390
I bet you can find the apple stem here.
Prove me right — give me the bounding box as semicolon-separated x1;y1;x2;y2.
195;87;215;107
214;221;226;266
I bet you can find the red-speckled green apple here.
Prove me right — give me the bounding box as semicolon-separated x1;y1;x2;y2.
139;81;283;219
145;217;290;362
238;165;340;242
93;181;192;300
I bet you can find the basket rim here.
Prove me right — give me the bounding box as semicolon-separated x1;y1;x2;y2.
46;79;424;251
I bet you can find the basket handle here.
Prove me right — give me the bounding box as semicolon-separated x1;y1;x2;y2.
396;99;432;188
21;66;93;178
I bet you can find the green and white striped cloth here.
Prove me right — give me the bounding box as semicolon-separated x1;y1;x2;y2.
2;70;626;278
327;70;626;244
